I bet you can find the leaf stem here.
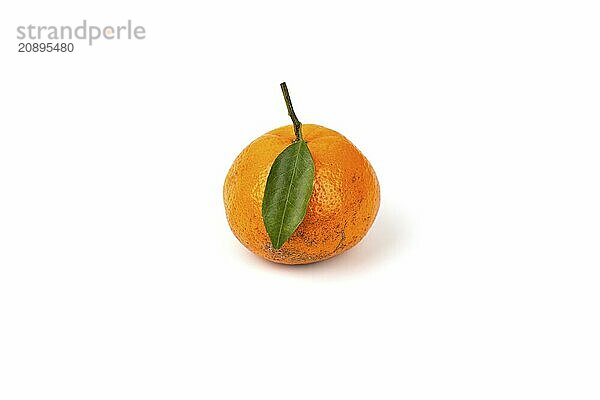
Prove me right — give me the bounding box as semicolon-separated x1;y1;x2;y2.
280;82;303;141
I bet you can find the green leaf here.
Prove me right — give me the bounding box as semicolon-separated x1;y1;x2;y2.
262;140;315;249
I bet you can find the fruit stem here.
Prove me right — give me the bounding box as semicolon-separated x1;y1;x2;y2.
280;82;303;141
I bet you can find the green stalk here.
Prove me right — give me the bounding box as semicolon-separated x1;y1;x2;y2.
280;82;303;141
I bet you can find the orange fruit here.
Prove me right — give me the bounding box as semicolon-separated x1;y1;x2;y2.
223;124;380;265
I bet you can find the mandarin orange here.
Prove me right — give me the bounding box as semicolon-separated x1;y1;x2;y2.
223;124;379;265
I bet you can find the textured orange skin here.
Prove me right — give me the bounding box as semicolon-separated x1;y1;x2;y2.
223;124;380;265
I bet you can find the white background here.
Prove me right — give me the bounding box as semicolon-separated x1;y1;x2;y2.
1;1;599;399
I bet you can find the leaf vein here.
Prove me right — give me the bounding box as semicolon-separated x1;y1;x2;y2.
275;142;303;247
